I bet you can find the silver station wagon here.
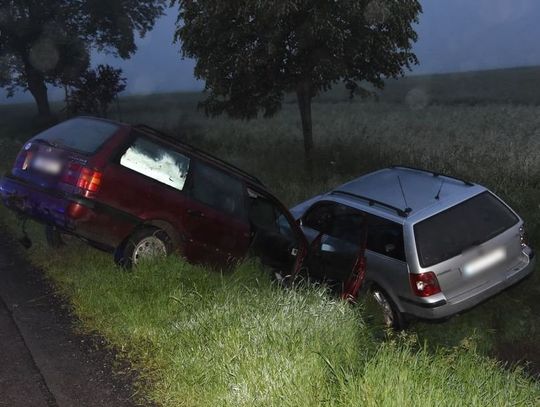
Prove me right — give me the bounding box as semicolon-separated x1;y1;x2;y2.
291;166;536;328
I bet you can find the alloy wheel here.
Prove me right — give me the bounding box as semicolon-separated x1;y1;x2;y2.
132;236;167;265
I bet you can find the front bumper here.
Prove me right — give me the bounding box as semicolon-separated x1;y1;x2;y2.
400;250;536;320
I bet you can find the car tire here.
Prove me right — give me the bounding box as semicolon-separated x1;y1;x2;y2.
45;225;64;249
365;286;407;331
116;227;172;268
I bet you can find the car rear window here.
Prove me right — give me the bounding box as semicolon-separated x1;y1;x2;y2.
34;118;119;155
414;192;519;268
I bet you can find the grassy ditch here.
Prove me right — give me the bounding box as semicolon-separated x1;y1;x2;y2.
112;95;540;358
1;210;539;406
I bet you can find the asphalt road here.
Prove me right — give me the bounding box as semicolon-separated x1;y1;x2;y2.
0;232;141;407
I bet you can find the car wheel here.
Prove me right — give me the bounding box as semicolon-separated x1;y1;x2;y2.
364;286;407;331
117;227;171;268
45;225;64;249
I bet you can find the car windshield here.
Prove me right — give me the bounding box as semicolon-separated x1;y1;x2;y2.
34;118;119;155
414;192;519;268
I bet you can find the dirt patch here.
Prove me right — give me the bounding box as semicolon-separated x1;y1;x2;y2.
494;339;540;379
0;231;153;407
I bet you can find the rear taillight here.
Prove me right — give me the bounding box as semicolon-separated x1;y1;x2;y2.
77;167;102;192
410;272;441;297
61;163;102;193
519;225;527;247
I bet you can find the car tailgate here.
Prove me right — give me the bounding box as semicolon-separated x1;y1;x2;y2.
431;224;527;302
11;140;89;193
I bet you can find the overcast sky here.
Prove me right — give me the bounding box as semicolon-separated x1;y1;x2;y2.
3;0;540;103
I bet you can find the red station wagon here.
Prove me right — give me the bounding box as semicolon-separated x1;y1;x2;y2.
0;117;307;274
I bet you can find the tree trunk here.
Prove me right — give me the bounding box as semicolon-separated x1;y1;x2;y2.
296;80;314;174
25;63;51;118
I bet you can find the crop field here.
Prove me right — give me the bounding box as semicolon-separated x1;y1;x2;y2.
0;67;539;406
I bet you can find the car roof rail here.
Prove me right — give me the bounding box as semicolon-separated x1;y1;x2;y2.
134;124;264;186
390;165;474;186
330;190;412;217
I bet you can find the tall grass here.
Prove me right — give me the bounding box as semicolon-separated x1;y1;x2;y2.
0;81;539;405
2;211;539;406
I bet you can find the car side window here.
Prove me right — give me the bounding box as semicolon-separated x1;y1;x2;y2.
249;196;279;232
190;161;246;219
248;193;295;240
120;136;190;191
304;202;405;261
304;202;365;243
366;215;406;262
327;204;365;244
303;202;337;233
277;214;294;239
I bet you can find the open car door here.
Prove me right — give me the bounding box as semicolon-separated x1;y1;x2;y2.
303;203;369;300
341;218;368;301
247;187;307;279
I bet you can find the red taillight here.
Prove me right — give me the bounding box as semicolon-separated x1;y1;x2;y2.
77;167;102;192
61;163;102;193
409;272;441;297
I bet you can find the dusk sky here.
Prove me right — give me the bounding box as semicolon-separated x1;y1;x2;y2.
3;0;540;103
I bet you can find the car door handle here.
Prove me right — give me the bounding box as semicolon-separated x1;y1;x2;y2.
187;209;205;218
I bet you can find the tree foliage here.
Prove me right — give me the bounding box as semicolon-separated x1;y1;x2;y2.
174;0;422;158
65;64;126;118
0;0;166;116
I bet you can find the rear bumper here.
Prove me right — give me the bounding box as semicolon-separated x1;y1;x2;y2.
0;175;137;248
400;251;536;320
0;174;74;229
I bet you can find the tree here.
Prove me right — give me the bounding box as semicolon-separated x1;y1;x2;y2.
0;0;166;117
173;0;422;164
65;64;127;118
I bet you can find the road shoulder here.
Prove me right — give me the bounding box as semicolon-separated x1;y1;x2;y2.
0;232;144;407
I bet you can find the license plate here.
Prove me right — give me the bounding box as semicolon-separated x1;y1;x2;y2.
463;248;506;277
32;156;62;175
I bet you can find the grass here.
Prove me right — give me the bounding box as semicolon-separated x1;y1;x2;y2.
319;66;540;106
0;66;540;405
379;66;540;106
2;212;538;406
